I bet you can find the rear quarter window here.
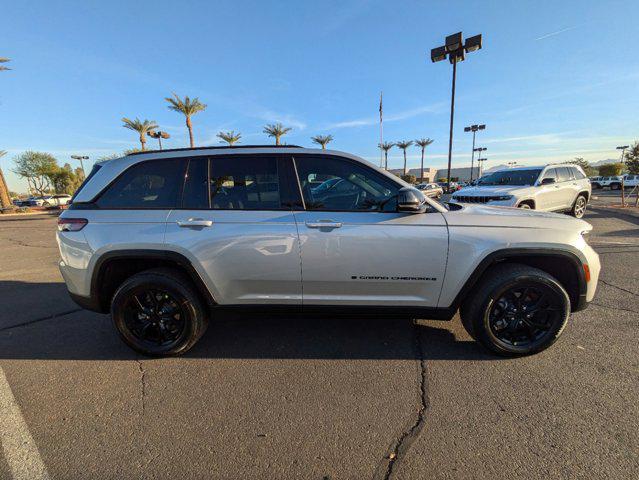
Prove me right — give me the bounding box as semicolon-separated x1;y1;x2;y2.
96;159;185;209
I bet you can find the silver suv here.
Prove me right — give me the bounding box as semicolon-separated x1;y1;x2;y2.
58;147;600;357
450;164;591;218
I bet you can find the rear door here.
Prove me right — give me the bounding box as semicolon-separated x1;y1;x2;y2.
537;168;563;210
164;154;302;305
290;154;448;307
555;167;576;209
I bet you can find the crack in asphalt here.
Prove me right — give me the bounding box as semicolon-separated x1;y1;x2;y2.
4;236;54;249
591;302;639;315
599;279;639;297
375;321;429;480
135;358;147;416
0;308;83;332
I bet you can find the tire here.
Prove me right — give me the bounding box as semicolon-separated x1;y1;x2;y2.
517;202;532;210
111;268;209;356
591;183;601;190
610;183;621;190
459;263;570;356
570;194;587;219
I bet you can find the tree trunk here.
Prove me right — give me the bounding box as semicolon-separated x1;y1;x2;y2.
420;148;425;182
384;151;388;170
275;135;280;146
0;168;12;209
403;150;407;174
186;116;194;147
140;133;146;151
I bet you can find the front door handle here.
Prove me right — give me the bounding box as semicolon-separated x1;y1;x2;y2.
177;218;213;228
306;220;342;229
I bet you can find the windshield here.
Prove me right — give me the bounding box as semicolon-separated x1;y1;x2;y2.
478;169;542;186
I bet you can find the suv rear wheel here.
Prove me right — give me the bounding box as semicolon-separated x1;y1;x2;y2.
111;268;209;356
570;194;587;219
460;264;570;356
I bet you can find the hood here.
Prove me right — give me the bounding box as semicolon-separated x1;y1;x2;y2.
454;185;532;196
445;203;593;233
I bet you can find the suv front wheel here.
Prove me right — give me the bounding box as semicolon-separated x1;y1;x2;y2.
111;268;209;356
460;264;570;356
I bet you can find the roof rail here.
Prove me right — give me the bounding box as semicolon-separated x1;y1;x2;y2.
126;145;304;156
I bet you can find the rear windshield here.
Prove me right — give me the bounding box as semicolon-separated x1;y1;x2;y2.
478;169;542;186
70;164;102;203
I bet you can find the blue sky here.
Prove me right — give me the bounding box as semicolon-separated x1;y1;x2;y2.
2;0;638;191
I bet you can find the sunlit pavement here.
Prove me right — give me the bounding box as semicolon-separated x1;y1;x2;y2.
0;209;637;480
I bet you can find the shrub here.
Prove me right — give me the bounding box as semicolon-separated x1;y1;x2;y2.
598;163;624;176
401;174;417;184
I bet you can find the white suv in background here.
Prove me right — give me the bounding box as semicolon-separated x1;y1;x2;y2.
57;147;600;357
450;164;591;218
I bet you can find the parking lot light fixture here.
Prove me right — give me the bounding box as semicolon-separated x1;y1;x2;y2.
477;157;487;176
148;130;171;150
70;155;89;177
430;32;483;194
464;125;486;181
617;145;629;163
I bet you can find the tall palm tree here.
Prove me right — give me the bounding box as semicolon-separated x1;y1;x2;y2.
414;138;434;182
217;130;242;146
165;93;207;147
0;58;10;72
395;140;413;175
121;117;158;151
379;142;395;170
263;123;292;145
311;134;333;149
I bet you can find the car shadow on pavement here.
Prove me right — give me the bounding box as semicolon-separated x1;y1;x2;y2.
0;281;495;361
587;205;639;226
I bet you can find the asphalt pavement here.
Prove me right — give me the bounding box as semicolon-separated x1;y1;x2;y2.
0;203;637;480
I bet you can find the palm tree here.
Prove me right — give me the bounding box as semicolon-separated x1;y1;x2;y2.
165;93;207;147
379;142;395;170
414;138;434;182
395;140;413;175
0;151;12;210
217;130;242;146
121;117;158;151
263;123;292;145
311;134;333;149
0;58;10;72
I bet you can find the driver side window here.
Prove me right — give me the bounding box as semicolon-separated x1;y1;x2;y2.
294;156;399;212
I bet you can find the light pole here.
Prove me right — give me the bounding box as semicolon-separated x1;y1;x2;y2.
431;32;483;193
477;157;487;177
617;145;629;163
473;146;487;180
71;155;89;178
464;124;485;181
148;131;171;150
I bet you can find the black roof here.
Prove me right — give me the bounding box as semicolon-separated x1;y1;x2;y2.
127;145;303;156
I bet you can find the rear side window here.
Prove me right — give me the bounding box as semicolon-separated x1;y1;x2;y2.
556;167;572;182
97;159;184;209
209;156;282;210
572;168;586;180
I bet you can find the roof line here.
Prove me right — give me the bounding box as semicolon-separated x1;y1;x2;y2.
127;145;303;156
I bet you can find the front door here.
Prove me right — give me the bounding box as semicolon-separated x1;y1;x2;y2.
291;154;448;307
164;154;302;305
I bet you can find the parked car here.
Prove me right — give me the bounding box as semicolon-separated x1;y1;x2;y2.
416;182;443;199
622;174;639;189
449;164;591;219
437;181;460;194
590;176;623;190
25;196;46;206
58;146;600;357
49;194;73;206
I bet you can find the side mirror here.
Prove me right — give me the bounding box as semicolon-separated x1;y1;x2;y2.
541;177;556;185
397;187;427;213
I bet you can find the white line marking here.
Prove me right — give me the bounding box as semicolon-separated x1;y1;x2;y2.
0;366;50;480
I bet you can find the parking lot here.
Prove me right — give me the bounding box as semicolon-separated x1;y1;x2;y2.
0;199;637;479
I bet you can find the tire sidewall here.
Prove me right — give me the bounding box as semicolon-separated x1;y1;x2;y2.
475;274;570;356
572;195;587;218
111;274;201;356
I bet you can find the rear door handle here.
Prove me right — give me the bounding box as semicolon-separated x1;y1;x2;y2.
306;220;342;229
177;218;213;228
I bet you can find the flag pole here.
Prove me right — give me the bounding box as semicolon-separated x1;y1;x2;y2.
379;91;384;168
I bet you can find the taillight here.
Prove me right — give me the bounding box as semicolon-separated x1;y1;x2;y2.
57;218;88;232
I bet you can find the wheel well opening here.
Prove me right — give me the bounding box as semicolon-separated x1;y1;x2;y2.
95;257;214;312
498;256;581;309
578;190;590;201
517;199;535;208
